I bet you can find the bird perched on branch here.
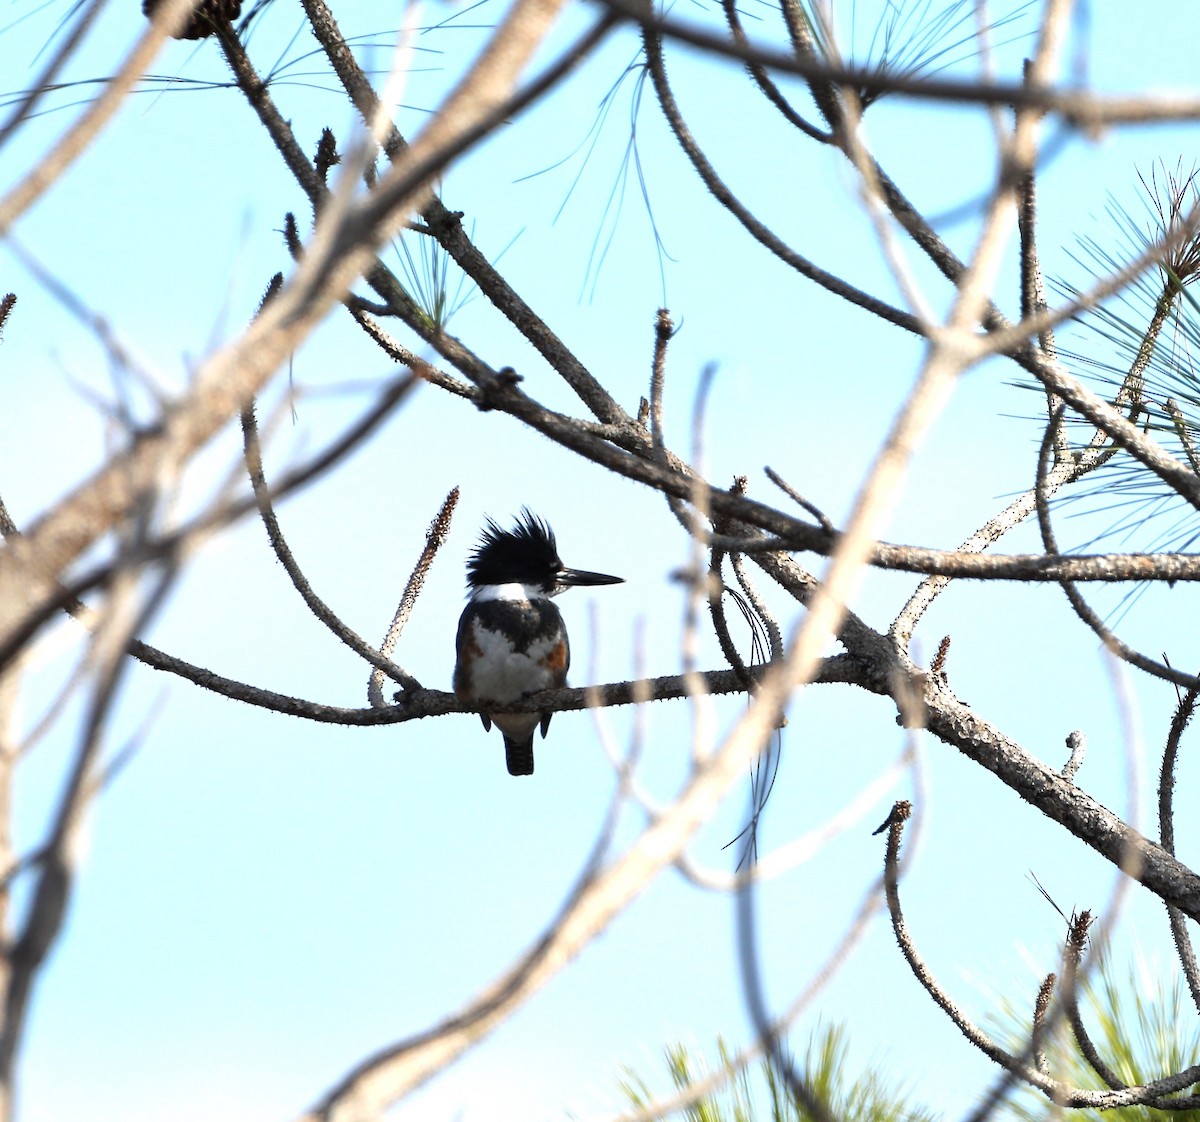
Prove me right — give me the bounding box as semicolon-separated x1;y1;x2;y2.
453;511;623;776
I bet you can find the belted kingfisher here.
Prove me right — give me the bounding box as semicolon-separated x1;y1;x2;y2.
453;511;623;776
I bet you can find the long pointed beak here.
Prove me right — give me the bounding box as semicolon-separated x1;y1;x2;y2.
558;566;624;588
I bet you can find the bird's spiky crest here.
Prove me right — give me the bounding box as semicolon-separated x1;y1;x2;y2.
466;509;561;590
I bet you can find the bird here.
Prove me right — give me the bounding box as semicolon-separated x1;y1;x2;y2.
453;510;623;776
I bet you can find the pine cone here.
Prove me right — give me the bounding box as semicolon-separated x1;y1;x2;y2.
142;0;243;40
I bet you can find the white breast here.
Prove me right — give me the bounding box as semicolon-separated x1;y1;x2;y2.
468;620;561;703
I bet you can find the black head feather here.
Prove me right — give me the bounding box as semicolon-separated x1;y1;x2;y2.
466;510;562;591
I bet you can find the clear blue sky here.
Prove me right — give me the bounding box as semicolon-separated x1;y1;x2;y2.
3;2;1200;1120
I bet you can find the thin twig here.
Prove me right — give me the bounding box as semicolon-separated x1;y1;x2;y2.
1159;681;1200;1013
763;467;834;534
241;401;421;689
1062;730;1086;782
641;23;922;336
881;801;1047;1085
1033;404;1200;688
1016;57;1065;460
1059;911;1128;1091
597;0;1200;128
718;0;828;142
